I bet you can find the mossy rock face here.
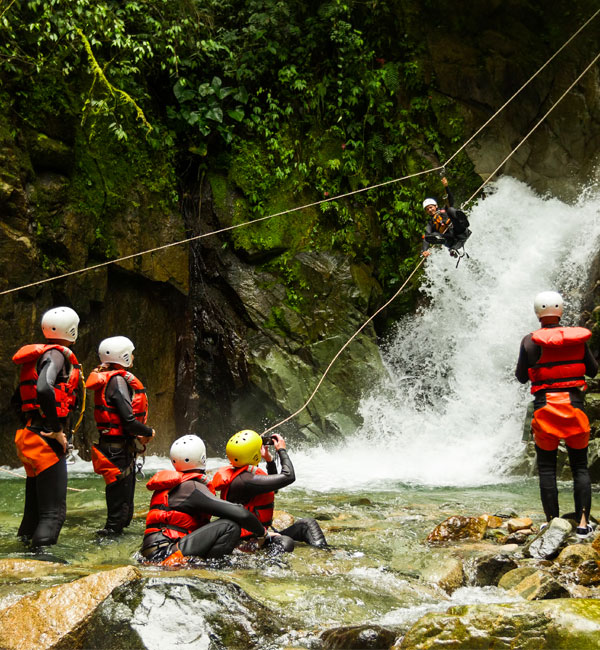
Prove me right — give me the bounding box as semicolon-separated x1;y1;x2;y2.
399;599;600;650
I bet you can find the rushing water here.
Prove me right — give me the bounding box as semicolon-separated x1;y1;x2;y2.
2;176;600;644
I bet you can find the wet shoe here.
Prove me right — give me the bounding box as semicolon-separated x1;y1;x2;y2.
576;524;595;539
96;527;122;537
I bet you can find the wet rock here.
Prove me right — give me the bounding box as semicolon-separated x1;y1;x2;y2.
398;599;600;649
524;517;572;559
481;514;503;529
0;565;140;650
321;624;398;649
498;566;539;590
0;558;66;580
509;569;570;600
421;556;464;594
506;517;533;533
505;531;532;545
465;552;519;587
426;516;488;544
556;544;599;569
272;509;295;530
73;576;288;650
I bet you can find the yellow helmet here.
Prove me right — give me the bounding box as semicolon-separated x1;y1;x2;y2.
226;429;262;467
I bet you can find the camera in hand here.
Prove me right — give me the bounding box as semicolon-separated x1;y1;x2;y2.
261;434;275;445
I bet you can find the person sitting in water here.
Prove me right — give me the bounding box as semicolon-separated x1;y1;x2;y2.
211;430;328;552
515;291;598;539
140;435;269;566
421;176;471;258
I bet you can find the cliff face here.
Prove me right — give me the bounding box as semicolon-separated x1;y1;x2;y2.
1;1;599;462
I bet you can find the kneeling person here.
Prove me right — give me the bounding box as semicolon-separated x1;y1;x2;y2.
141;435;268;565
212;430;328;552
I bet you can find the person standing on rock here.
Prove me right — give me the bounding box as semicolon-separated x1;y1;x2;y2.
12;306;82;548
515;291;598;538
212;429;328;552
421;176;471;259
86;336;155;536
141;435;269;565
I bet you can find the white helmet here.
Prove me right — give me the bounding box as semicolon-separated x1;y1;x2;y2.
170;435;206;472
422;198;437;210
98;336;135;367
534;291;563;319
41;306;79;342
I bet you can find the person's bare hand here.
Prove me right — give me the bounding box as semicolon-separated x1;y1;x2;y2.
41;429;67;453
271;433;286;450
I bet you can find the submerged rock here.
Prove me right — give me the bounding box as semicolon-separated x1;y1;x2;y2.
321;624;398;649
0;565;140;650
426;516;488;544
398;599;600;649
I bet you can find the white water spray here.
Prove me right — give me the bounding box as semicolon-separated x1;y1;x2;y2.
293;176;600;489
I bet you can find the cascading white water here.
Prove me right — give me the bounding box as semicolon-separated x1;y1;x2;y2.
292;175;600;490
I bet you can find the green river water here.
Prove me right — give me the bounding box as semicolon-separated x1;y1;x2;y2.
2;461;598;638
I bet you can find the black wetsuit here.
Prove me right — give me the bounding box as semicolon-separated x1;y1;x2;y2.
18;348;72;547
226;449;328;551
515;324;598;522
97;374;154;534
141;475;267;561
422;186;470;253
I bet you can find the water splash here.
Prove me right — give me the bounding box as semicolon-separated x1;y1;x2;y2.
292;176;600;489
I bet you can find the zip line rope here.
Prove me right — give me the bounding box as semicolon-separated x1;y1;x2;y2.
261;48;600;436
261;257;425;436
0;6;598;299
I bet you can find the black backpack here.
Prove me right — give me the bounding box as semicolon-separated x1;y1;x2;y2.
449;208;470;234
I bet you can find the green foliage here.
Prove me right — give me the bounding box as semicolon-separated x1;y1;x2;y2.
0;0;480;300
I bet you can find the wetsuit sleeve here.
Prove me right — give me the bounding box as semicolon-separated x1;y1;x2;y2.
584;345;598;378
36;349;66;432
515;334;537;384
228;450;296;503
445;185;455;208
105;375;154;437
422;220;434;252
185;482;266;537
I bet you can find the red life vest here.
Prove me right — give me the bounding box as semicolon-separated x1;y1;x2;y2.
528;326;592;394
211;465;274;538
144;470;214;540
85;368;148;436
12;344;81;419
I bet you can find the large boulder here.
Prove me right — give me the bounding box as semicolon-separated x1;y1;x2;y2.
398;599;600;649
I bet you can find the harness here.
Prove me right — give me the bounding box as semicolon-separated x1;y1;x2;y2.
211;465;275;538
528;326;592;394
12;344;81;419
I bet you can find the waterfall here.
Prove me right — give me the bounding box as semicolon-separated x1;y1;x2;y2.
292;176;600;490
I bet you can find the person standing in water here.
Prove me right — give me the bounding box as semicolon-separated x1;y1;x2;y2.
212;429;328;552
86;336;155;536
12;306;81;548
515;291;598;538
421;176;470;258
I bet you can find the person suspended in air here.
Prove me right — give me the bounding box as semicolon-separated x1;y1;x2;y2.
515;291;598;539
12;306;82;548
140;435;269;566
421;176;471;260
86;336;155;536
212;430;328;553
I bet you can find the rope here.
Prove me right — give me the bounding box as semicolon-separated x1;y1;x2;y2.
2;6;598;298
0;466;88;492
443;6;600;171
261;257;425;435
462;50;600;207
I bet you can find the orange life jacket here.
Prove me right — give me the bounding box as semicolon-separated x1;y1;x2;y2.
12;344;81;419
211;465;274;538
85;369;148;436
144;470;214;540
528;326;592;394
